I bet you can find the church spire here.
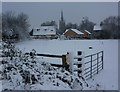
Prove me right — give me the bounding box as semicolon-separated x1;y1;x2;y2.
61;10;64;21
59;10;66;34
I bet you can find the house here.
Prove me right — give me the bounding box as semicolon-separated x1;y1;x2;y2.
93;25;103;39
82;30;91;38
29;29;34;36
63;29;84;38
30;26;56;38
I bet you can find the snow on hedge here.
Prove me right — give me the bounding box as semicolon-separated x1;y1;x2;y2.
15;39;118;90
1;42;89;90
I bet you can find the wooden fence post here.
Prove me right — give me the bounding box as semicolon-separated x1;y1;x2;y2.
62;55;66;69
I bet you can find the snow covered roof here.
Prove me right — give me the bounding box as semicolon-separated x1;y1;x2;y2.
33;26;56;35
64;29;84;35
84;30;91;34
93;26;102;31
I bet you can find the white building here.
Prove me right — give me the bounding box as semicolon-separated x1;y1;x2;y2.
93;26;102;31
30;26;56;37
93;25;103;39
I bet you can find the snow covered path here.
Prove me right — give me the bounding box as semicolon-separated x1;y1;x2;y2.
15;39;118;90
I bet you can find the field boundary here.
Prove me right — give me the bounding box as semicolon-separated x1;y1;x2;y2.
84;51;104;80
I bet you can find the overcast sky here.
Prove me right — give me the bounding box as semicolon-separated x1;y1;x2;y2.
2;2;118;29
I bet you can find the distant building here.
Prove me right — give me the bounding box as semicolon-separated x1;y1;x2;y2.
29;29;34;36
93;25;103;39
82;30;91;38
59;10;66;34
63;29;84;38
30;26;56;38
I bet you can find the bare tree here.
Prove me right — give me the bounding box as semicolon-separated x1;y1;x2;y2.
66;23;78;29
16;12;30;40
79;17;95;33
41;20;57;27
101;16;119;39
2;11;30;42
0;14;2;41
118;16;120;38
2;11;16;40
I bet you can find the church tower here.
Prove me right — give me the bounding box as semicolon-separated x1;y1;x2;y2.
59;10;66;34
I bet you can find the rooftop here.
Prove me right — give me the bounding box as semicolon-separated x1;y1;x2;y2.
64;29;84;35
93;26;102;31
33;26;56;35
84;30;91;34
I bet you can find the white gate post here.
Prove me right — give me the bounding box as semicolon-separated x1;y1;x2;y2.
77;51;85;77
67;51;85;76
68;52;74;74
73;51;85;77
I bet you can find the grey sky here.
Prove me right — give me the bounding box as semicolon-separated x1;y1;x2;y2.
2;2;118;29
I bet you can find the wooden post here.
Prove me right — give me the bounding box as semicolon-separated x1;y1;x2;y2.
102;51;104;69
90;55;92;78
97;53;99;74
62;55;66;69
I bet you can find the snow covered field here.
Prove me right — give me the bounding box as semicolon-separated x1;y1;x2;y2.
16;39;104;64
15;39;118;90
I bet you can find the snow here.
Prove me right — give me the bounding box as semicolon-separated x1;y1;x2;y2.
15;39;118;90
84;30;91;34
2;42;89;90
1;39;118;90
93;26;102;31
64;29;84;35
33;26;56;36
0;80;2;92
15;40;103;65
85;40;118;90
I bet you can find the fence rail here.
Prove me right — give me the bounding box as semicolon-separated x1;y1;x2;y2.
25;51;104;80
25;52;68;69
84;51;104;80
